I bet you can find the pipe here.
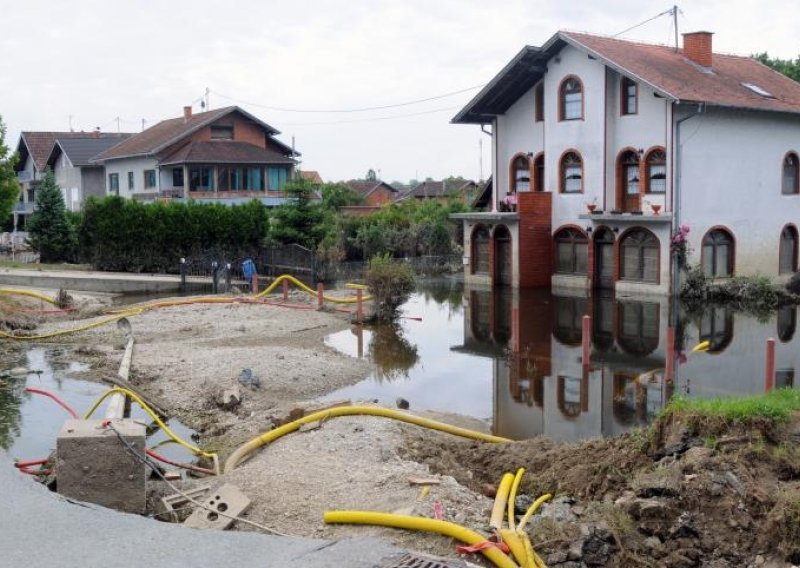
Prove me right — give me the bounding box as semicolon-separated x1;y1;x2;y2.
516;493;552;534
499;529;531;568
324;511;519;568
0;288;59;304
24;387;79;419
224;405;511;473
507;468;525;531
145;449;216;476
490;472;515;530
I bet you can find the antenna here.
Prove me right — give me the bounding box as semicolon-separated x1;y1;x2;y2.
673;5;679;51
116;117;120;135
141;118;146;132
205;87;210;111
68;115;74;132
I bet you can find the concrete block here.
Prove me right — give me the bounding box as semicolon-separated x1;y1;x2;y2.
158;484;212;523
184;484;251;530
56;418;146;514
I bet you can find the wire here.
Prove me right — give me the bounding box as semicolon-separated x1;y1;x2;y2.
25;387;80;419
105;422;290;537
210;86;484;114
613;7;675;38
279;105;462;127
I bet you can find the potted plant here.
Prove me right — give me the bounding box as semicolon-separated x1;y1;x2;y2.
586;198;599;213
645;199;662;216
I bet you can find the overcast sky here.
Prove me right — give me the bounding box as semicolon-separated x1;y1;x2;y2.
2;0;798;184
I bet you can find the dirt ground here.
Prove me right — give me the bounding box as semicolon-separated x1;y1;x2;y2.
3;289;800;567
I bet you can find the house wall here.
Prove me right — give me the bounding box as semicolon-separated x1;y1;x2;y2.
53;152;82;212
679;106;800;278
191;115;268;148
81;167;106;201
496;87;538;198
365;187;395;206
104;156;159;199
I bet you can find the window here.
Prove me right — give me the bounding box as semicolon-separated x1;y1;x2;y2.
620;150;640;197
559;77;583;120
471;225;490;274
621;77;637;115
127;172;134;190
108;173;119;194
702;229;734;277
553;296;588;345
560;151;583;193
554;228;588;274
699;306;733;353
533;153;545;192
780;225;798;274
267;167;289;190
535;83;544;122
210;125;234;140
645;149;666;193
189;166;213;191
172;167;184;188
620;229;659;282
782;153;799;195
618;301;659;356
144;169;156;189
556;376;583;418
512;155;530;193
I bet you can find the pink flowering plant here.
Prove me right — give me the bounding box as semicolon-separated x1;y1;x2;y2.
671;224;691;270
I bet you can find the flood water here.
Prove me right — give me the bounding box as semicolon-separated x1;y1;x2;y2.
1;347;197;464
324;280;799;442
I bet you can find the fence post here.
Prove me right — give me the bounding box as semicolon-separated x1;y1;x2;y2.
765;337;776;392
317;283;324;310
665;327;675;383
283;279;289;301
225;263;232;293
211;261;219;294
251;273;259;295
581;315;592;369
179;257;186;293
356;289;363;323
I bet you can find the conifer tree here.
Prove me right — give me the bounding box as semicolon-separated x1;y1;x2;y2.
0;116;20;224
26;169;75;262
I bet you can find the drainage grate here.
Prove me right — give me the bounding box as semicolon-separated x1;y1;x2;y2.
378;552;470;568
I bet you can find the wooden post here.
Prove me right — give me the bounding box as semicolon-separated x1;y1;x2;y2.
179;258;186;293
511;307;520;353
356;326;364;358
317;283;324;310
251;273;259;295
283;279;289;301
665;327;675;383
356;289;363;323
765;337;776;392
581;315;591;369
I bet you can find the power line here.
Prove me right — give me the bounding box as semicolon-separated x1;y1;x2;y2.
613;6;676;38
209;84;484;114
280;105;461;126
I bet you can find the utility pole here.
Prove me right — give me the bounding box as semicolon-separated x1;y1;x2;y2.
141;118;146;132
479;137;483;182
69;115;74;132
205;87;210;111
116;117;120;135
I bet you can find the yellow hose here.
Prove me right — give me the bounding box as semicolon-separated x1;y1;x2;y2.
254;273;372;303
0;288;59;304
500;528;531;568
522;533;548;568
224;405;511;473
0;309;143;340
507;467;525;531
490;473;515;530
324;511;519;568
84;387;216;460
516;493;552;535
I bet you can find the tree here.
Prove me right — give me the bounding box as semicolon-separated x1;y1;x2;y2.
270;178;328;249
320;182;364;210
26;169;76;262
753;53;800;82
0;115;20;225
366;168;377;181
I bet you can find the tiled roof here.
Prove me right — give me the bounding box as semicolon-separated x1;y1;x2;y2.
408;180;476;198
48;135;133;167
344;180;397;197
301;170;323;184
159;141;295;165
563;31;800;114
18;132;129;172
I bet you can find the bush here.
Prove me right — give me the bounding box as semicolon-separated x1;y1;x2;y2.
365;253;415;320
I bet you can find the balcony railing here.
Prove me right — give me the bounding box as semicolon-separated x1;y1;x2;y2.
159;188;185;199
13;202;34;214
16;171;32;183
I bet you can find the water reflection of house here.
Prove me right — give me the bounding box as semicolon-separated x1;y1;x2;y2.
457;288;799;443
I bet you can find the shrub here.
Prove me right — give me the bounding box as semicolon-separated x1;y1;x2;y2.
365;253;415;320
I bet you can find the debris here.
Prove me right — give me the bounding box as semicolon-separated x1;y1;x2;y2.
163;471;182;481
217;384;241;410
396;397;410;410
279;400;351;425
237;368;260;389
8;367;29;377
158;485;212;523
184;484;251;530
481;483;497;498
408;476;441;486
299;420;322;432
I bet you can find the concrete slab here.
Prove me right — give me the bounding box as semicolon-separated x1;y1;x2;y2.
0;268;212;293
184;483;251;530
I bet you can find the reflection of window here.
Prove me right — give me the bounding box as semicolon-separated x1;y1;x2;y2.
557;375;583;418
472;225;490;274
560;151;583;193
592;295;615;351
699;306;734;353
620;150;640;196
777;306;796;342
645;149;666;194
618;301;659;356
775;369;795;389
702;229;734;277
554;228;588;275
553;296;588;345
620;229;659;282
612;374;639;425
779;225;798;274
560;77;583;120
512;155;531;193
469;290;491;342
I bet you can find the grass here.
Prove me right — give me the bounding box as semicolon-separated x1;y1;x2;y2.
0;260;91;271
666;388;800;422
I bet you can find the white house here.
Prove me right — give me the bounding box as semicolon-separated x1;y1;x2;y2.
452;30;800;294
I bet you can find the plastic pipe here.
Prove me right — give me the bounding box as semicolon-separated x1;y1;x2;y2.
490;473;515;530
507;468;525;531
499;528;531;568
324;511;519;568
224;405;511;473
516;493;552;535
24;387;80;419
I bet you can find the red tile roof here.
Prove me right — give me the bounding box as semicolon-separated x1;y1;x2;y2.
407;179;477;199
301;170;323;184
18;131;129;172
344;180;397;197
562;31;800;114
159;141;295;165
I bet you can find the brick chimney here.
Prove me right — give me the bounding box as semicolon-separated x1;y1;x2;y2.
183;106;193;121
683;31;714;68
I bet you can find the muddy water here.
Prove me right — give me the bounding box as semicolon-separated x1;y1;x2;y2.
1;347;197;464
324;280;800;442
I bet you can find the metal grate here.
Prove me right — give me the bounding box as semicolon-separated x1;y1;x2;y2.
378;552;470;568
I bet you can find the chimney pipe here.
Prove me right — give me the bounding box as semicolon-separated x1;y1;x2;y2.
183;106;193;121
683;31;713;68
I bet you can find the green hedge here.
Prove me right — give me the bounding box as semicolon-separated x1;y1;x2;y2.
79;197;268;272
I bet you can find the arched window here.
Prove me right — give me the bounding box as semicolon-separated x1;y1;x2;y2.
554;228;588;275
782;153;799;195
621;77;637;115
560;151;583;193
620;229;659;282
533;153;545;192
619;150;640;198
557;375;583;418
511;154;530;193
471;225;490;274
560;77;583;120
645;149;666;194
780;225;798;274
702;229;734;277
700;306;734;353
618;301;659;356
553;295;587;345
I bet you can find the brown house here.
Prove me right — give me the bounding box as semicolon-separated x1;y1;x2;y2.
91;106;298;206
343;180;398;206
402;179;479;203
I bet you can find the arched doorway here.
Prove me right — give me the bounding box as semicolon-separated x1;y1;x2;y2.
494;225;512;286
593;227;615;289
